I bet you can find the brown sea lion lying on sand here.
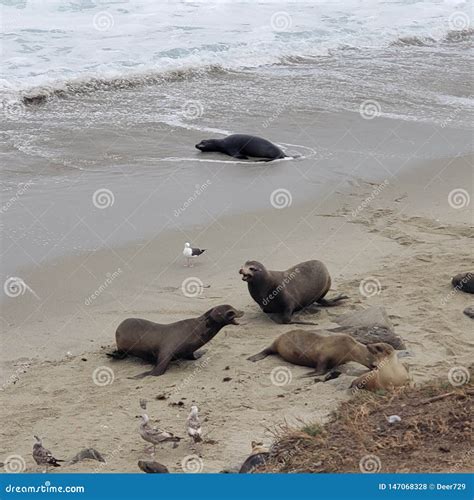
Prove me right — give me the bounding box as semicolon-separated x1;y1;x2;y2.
239;260;347;324
247;330;392;376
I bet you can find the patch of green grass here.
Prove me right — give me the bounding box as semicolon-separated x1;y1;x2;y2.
301;423;323;437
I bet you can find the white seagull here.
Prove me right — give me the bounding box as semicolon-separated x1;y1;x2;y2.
183;242;206;267
186;405;202;443
139;414;181;455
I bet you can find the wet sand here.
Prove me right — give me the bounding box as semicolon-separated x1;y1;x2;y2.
1;154;472;473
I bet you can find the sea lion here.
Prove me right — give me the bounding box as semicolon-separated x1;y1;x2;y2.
350;347;410;392
452;272;474;294
195;134;286;160
108;305;243;378
239;260;347;324
248;330;392;376
239;441;269;473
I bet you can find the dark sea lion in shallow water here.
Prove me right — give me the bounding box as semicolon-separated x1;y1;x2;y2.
239;260;347;324
108;305;243;378
248;330;392;377
195;134;286;160
452;272;474;294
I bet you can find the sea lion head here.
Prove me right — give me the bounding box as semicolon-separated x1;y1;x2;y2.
239;261;266;282
207;304;244;326
366;342;395;368
195;139;219;152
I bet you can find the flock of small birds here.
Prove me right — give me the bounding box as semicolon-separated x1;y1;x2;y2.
32;405;203;473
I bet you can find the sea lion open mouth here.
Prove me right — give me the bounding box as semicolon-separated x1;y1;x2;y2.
231;310;245;325
239;268;253;282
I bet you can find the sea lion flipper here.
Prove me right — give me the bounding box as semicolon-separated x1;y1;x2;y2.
106;350;128;360
182;350;207;360
317;294;348;307
247;347;272;362
299;368;327;378
233;153;248;160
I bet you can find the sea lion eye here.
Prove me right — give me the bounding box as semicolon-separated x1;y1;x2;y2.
226;310;236;319
249;267;257;272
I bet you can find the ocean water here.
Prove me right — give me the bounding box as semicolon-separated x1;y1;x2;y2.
0;0;473;272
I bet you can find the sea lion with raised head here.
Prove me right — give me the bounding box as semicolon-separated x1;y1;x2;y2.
195;134;286;161
452;272;474;294
108;305;244;378
248;330;393;376
239;260;347;324
350;347;410;392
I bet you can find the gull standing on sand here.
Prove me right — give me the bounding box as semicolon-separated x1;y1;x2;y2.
33;436;63;470
183;242;206;267
139;414;181;455
186;405;202;443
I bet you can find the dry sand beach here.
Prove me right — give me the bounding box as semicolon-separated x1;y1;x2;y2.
1;153;472;473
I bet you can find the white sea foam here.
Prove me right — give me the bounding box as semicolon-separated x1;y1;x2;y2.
1;0;472;98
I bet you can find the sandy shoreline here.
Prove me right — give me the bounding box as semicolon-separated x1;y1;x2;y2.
1;153;472;473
